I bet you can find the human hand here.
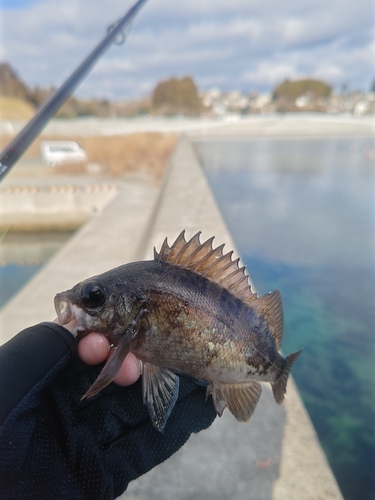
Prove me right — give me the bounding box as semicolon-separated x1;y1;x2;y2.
53;318;141;386
1;321;216;500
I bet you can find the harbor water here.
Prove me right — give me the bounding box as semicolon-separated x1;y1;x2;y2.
196;136;375;500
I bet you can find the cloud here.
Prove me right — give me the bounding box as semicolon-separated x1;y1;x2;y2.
0;0;373;99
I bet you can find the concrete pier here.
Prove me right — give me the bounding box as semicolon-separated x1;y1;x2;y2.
0;117;349;499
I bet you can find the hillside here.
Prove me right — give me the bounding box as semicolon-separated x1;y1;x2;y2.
0;96;35;120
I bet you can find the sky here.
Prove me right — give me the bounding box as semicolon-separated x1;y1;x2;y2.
0;0;373;100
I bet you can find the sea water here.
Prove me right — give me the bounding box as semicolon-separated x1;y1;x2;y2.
0;231;74;309
195;136;375;500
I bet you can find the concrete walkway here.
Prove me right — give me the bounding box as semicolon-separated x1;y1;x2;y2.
0;133;344;499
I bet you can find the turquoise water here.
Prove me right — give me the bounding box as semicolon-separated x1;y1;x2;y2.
0;263;42;309
195;137;375;500
0;231;74;309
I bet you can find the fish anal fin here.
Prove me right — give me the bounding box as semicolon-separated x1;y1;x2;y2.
207;382;262;422
272;349;303;404
142;362;180;432
251;290;284;350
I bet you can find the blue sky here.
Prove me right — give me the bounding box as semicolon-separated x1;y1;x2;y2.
0;0;373;100
0;0;36;8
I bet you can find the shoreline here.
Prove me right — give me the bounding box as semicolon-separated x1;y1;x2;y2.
1;112;373;138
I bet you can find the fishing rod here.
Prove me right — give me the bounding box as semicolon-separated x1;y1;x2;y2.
0;0;149;183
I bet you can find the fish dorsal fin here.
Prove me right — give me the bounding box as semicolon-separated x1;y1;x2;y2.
154;230;257;303
251;290;284;350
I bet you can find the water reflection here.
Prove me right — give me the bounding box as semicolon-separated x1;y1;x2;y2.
0;231;74;265
196;138;374;270
196;136;375;500
0;231;74;308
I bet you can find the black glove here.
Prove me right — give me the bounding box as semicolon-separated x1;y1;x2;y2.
0;323;216;500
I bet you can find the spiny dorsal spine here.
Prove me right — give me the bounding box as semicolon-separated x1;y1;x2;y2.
154;230;257;304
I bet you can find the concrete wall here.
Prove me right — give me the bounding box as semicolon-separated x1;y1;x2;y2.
0;177;118;231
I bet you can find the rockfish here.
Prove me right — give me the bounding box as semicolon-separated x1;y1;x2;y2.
55;231;302;431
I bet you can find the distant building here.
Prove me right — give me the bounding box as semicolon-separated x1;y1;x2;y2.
327;92;375;115
200;88;272;117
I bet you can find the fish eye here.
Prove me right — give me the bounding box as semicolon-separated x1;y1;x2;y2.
81;282;106;309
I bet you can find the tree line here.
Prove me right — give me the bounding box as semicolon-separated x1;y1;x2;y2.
0;62;332;118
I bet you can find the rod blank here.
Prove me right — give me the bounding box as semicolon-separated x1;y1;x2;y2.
0;0;148;182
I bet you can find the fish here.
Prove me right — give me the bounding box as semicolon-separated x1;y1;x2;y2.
54;230;302;431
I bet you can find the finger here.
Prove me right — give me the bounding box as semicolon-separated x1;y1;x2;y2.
112;352;142;386
78;333;111;365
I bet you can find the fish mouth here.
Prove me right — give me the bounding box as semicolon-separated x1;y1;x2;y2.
54;293;73;325
54;292;91;339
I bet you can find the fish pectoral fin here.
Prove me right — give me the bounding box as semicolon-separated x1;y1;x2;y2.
81;328;140;400
271;348;303;404
142;362;180;432
81;302;148;400
207;381;262;422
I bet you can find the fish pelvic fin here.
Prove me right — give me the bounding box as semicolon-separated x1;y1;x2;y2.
271;349;303;404
142;362;180;432
251;290;284;350
207;381;262;422
155;231;257;303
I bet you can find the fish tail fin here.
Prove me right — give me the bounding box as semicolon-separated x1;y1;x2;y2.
271;349;303;404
